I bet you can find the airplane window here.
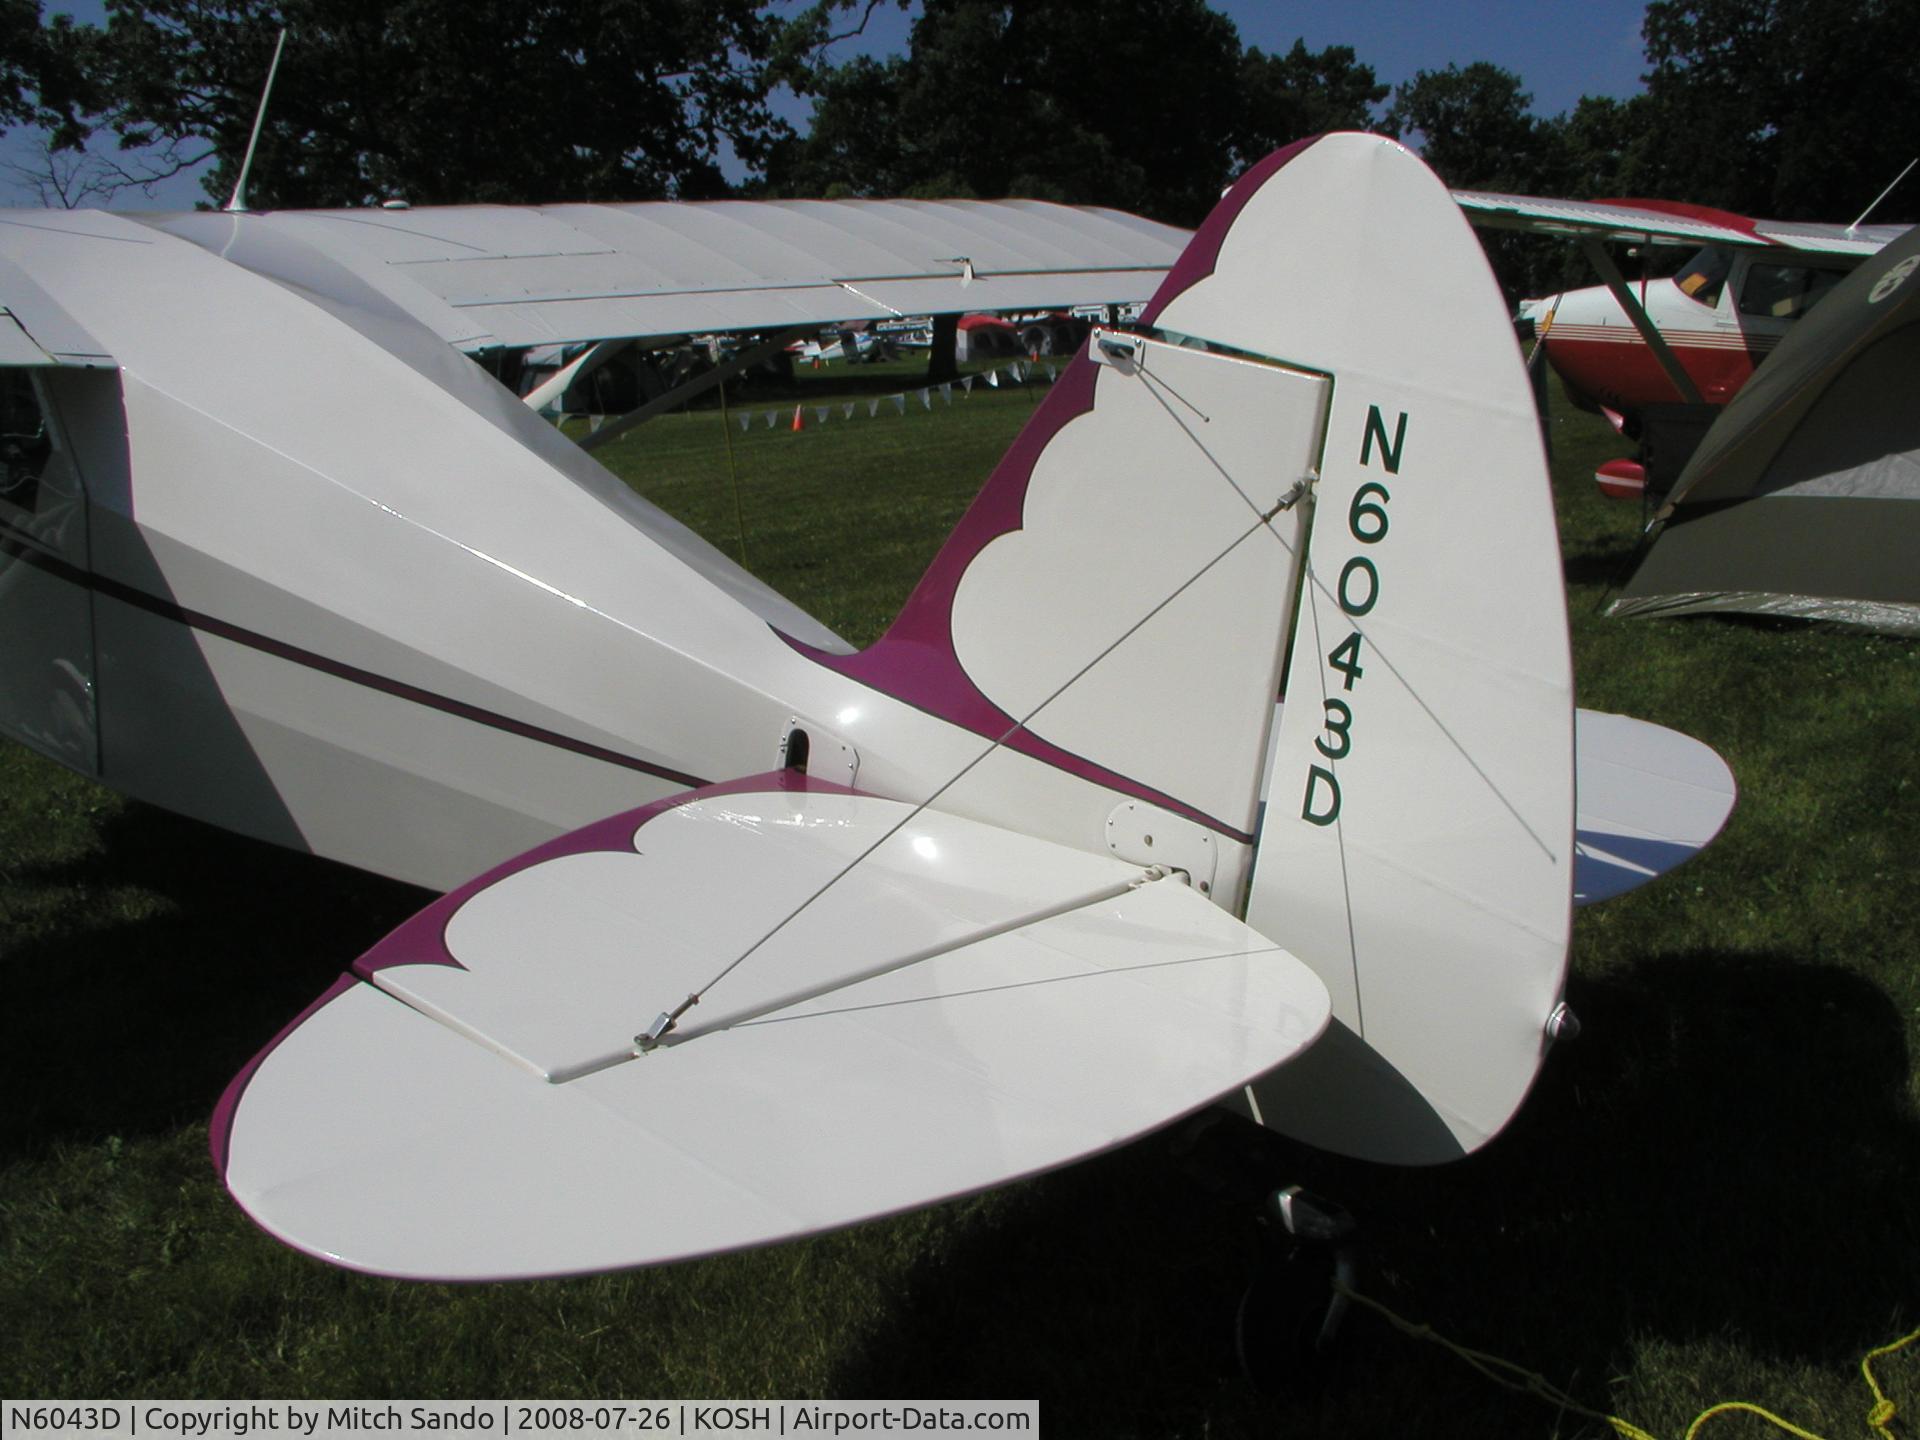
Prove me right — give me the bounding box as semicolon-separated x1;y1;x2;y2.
1739;263;1847;320
0;369;50;517
1673;246;1732;308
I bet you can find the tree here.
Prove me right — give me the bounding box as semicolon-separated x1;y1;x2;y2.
1384;63;1577;303
0;1;105;148
1232;39;1386;169
1634;0;1920;222
1383;62;1549;193
0;131;210;206
1536;93;1656;199
769;0;1248;226
86;0;801;209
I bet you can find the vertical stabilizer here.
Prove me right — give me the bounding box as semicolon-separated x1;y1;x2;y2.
793;253;1340;880
1186;136;1576;1163
795;135;1571;1168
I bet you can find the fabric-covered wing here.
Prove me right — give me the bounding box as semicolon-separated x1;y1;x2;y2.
215;772;1330;1280
1455;190;1907;256
148;198;1190;351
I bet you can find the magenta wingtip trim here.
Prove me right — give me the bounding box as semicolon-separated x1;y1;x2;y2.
213;770;859;1184
210;972;359;1179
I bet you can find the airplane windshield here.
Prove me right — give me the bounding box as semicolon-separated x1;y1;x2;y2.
1737;261;1848;320
1673;246;1733;308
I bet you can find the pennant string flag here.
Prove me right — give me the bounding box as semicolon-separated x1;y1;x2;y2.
706;363;1060;444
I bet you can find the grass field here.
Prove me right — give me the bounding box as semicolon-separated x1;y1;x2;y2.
2;353;1915;1437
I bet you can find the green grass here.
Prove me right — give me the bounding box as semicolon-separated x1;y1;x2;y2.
2;358;1915;1436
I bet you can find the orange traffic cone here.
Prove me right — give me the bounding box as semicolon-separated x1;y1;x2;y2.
790;403;805;432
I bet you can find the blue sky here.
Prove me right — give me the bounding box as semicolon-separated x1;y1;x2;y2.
2;0;1655;208
825;0;1652;118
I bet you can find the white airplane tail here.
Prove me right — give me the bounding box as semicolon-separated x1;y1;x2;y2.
215;135;1576;1277
1202;137;1574;1163
793;288;1327;883
806;134;1574;1164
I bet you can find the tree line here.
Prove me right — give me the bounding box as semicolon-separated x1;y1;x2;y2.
5;0;1916;250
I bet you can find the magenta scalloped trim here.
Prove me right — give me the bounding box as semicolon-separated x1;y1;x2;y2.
776;142;1324;844
210;770;854;1179
352;769;851;979
1140;137;1321;327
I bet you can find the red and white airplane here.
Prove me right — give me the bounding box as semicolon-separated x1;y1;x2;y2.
1457;191;1909;499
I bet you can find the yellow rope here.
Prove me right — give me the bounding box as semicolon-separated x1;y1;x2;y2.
1864;1327;1920;1437
1335;1281;1918;1440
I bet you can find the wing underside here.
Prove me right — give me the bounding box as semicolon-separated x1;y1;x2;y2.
1454;190;1906;256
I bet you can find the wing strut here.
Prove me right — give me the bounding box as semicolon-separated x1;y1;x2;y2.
1578;235;1705;406
575;326;813;452
639;865;1170;1052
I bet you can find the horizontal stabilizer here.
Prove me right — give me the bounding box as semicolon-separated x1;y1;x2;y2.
1573;709;1736;905
216;773;1328;1279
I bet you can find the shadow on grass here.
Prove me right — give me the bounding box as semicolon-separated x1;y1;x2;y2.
1;799;426;1159
1562;535;1646;591
829;950;1917;1431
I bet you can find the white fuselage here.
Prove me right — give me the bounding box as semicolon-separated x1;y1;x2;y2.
0;212;1231;894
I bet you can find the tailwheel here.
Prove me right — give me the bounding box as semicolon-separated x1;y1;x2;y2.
1235;1186;1357;1395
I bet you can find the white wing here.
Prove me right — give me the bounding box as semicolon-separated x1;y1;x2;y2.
1455;190;1906;257
143;198;1190;350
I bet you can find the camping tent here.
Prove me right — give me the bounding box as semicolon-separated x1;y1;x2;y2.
1609;223;1920;634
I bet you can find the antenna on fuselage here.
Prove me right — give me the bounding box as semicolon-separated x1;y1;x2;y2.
223;28;289;214
1848;157;1917;237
